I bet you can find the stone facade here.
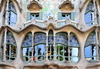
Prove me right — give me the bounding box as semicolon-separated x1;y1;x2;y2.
0;0;100;69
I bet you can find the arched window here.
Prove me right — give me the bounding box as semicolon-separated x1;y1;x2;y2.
3;1;17;26
85;31;96;62
34;32;46;62
85;1;94;26
56;32;68;62
48;30;54;61
85;1;99;26
70;32;80;63
6;31;17;61
21;32;32;62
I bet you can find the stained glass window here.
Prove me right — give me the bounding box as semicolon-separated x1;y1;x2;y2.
85;31;96;62
34;33;46;45
56;33;68;45
56;33;68;62
70;32;79;63
6;31;17;61
21;32;32;62
34;32;46;62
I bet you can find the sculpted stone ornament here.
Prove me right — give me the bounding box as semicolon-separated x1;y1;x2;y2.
65;18;71;24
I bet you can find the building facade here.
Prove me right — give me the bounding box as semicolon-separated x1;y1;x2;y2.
0;0;100;69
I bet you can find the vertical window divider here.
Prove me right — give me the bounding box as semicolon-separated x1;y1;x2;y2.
3;28;7;61
31;32;34;62
95;28;99;61
93;0;98;25
68;32;71;62
5;0;9;25
9;44;11;61
46;33;49;61
53;33;56;61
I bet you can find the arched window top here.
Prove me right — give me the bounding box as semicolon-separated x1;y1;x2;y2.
70;32;79;47
3;1;17;26
22;32;32;47
86;1;94;12
8;1;16;12
34;32;46;45
56;32;68;45
85;1;95;26
6;31;16;46
48;30;53;44
48;30;53;35
85;31;96;46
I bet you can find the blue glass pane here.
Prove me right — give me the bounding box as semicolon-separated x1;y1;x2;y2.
70;33;79;46
56;33;68;45
22;33;32;46
34;44;46;57
6;32;16;46
34;34;46;44
85;46;92;57
85;1;94;26
8;11;17;26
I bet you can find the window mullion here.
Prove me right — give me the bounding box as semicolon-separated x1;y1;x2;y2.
9;45;11;60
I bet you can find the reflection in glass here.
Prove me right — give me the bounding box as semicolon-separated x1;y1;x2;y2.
34;44;46;61
21;32;32;62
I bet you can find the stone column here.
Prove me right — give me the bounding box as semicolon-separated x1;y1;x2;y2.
95;28;99;61
5;0;9;25
46;33;49;61
68;32;70;62
53;33;56;61
3;28;7;61
31;32;34;62
93;0;98;25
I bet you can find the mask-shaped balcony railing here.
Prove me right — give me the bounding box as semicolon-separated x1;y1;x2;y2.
24;17;78;28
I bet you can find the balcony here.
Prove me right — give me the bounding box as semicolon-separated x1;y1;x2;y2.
24;16;78;28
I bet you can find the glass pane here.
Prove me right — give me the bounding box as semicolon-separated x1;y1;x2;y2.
48;30;53;44
85;1;94;26
30;13;39;20
34;44;46;61
71;48;78;56
11;45;16;60
85;45;96;61
8;11;17;26
48;44;54;61
22;47;32;62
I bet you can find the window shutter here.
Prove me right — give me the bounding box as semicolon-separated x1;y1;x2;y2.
58;12;62;20
39;12;43;20
26;12;30;21
71;12;75;21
